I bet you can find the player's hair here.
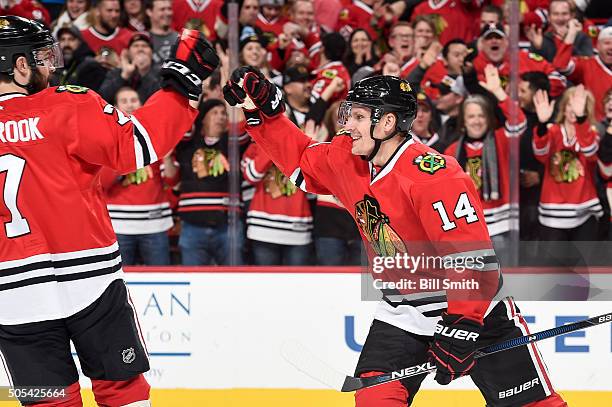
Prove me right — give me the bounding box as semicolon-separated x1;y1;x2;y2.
555;86;596;125
442;39;466;59
481;4;504;22
457;94;498;135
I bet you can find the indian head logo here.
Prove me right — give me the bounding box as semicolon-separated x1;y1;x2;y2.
355;195;406;257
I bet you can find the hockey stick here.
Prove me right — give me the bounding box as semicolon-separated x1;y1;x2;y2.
340;311;612;392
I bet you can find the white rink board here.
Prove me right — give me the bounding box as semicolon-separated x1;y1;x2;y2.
1;271;611;392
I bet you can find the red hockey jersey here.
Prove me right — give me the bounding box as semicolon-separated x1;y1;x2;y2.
472;50;567;97
80;26;133;55
255;13;288;41
445;99;527;236
336;0;394;42
553;42;612;122
533;122;603;228
0;87;197;324
411;0;481;44
100;161;174;235
6;0;50;25
245;115;501;334
171;0;222;40
310;61;351;105
400;56;420;80
241;143;313;245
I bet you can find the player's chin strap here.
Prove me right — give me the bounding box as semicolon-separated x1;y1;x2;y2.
364;113;411;162
11;71;36;95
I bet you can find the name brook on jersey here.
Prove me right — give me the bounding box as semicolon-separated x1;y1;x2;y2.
0;117;44;143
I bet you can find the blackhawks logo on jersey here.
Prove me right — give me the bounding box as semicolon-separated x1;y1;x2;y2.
264;166;297;198
550;150;584;183
466;157;483;190
413;152;446;175
55;85;89;94
192;148;229;178
355;194;406;257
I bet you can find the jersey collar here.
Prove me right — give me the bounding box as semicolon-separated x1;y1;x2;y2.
370;137;415;185
0;92;27;102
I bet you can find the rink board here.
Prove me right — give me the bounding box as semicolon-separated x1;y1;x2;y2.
0;269;611;405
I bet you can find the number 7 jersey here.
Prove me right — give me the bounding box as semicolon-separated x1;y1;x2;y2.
0;87;197;325
246;115;502;334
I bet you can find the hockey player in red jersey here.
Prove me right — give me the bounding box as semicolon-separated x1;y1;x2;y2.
224;69;568;406
0;16;219;406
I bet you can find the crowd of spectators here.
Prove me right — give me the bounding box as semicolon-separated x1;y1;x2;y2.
12;0;612;265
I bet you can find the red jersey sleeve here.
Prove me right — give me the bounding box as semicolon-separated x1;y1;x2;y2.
70;89;198;175
409;174;500;323
576;121;599;161
245;115;340;195
241;142;273;185
499;98;527;138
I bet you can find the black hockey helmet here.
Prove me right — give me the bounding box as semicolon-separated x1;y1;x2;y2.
337;75;418;161
338;75;418;133
0;16;62;74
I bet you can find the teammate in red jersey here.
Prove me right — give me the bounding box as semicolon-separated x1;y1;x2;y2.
223;68;568;406
0;16;219;406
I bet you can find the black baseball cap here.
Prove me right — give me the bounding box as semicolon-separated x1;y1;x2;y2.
480;23;506;39
283;65;309;85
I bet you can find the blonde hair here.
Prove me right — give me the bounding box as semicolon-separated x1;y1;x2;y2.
555;86;596;125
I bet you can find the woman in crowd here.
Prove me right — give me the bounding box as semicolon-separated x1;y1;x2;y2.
412;14;438;59
121;0;146;31
532;85;603;242
445;65;527;257
51;0;92;37
343;28;379;77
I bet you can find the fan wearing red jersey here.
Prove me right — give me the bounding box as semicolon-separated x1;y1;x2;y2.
0;17;218;407
224;68;567;406
553;24;612;121
471;23;567;98
532;85;602;240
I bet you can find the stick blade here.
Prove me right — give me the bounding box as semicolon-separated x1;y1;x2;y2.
280;340;346;391
341;376;365;392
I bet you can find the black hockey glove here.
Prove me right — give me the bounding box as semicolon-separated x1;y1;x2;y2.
428;313;483;385
223;66;285;126
161;29;220;101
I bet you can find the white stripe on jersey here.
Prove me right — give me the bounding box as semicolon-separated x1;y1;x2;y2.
0;242;124;325
503;298;553;397
131;115;158;168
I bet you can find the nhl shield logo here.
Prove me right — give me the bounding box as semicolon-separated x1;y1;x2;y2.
414;152;446;175
122;347;136;364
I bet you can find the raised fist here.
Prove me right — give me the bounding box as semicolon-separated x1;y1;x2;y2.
223;66;285;125
160;29;220;101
